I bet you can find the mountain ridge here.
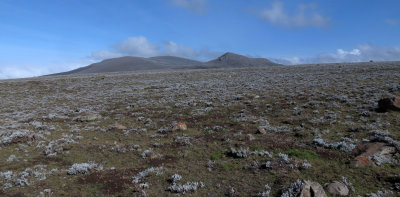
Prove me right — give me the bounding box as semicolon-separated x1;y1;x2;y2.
50;52;281;76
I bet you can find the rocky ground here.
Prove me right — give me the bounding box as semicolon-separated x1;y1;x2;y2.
0;62;400;196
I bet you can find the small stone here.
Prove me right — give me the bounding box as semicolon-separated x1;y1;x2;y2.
246;134;255;141
115;123;127;130
172;122;187;131
257;127;267;134
325;181;349;196
86;114;102;121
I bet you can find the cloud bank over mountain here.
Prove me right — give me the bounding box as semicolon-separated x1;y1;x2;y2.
274;44;400;65
90;36;221;61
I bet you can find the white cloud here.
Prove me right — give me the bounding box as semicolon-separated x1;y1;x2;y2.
170;0;207;14
273;44;400;65
0;59;94;79
0;66;50;79
259;1;328;28
0;35;220;79
385;18;400;26
112;36;159;57
162;41;197;57
90;36;220;61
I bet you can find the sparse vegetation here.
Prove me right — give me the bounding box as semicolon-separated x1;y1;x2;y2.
0;63;400;196
284;149;320;160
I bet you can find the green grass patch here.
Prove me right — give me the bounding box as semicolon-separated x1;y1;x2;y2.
251;146;260;151
210;152;223;160
221;163;230;171
284;149;320;160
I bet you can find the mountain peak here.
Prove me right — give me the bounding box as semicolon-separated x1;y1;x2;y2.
218;52;244;60
207;52;279;68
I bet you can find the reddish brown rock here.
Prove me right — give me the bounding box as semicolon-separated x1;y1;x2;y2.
115;123;127;130
172;122;187;131
352;142;397;167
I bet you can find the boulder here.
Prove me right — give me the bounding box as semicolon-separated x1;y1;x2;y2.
325;181;349;196
377;97;400;112
352;143;384;167
300;181;327;197
281;179;327;197
352;142;398;167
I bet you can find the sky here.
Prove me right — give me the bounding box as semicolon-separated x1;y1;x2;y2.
1;0;400;79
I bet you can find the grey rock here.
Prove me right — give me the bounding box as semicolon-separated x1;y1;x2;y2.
325;181;349;196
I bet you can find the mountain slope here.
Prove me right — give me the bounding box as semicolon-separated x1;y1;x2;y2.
148;56;202;68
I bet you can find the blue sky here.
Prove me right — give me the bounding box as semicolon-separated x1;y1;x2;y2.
1;0;400;78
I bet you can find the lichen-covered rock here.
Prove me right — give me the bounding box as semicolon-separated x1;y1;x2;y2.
325;181;349;196
352;142;398;167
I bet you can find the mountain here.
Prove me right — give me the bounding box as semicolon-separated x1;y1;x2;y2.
205;52;278;68
50;52;280;75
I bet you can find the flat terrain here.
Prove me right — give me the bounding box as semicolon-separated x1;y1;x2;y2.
0;62;400;196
